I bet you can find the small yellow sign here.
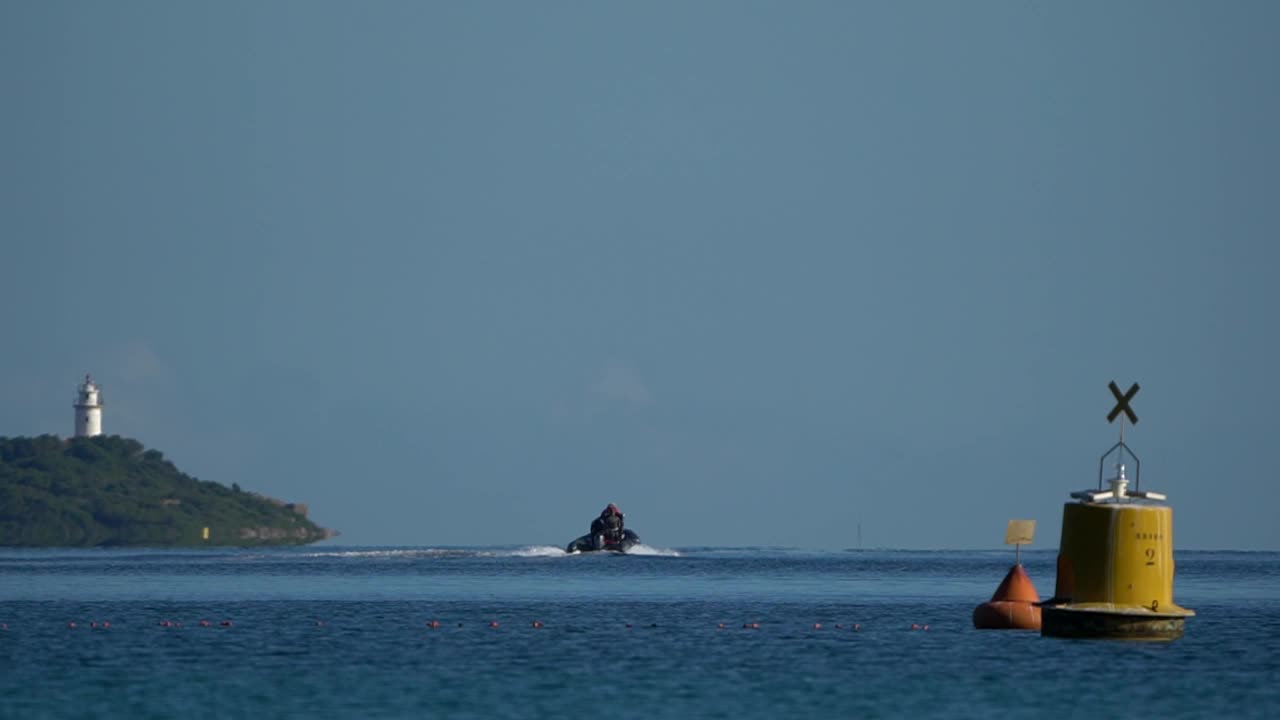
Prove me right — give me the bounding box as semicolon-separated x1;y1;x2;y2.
1005;519;1036;545
202;527;210;541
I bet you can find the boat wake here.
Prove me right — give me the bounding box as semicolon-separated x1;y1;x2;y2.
505;545;568;558
623;544;679;557
559;543;679;557
288;548;479;560
257;545;682;560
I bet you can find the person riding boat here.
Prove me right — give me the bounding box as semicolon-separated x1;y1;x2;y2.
590;503;625;544
566;503;640;553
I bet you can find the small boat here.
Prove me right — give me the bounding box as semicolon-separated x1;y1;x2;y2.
565;529;641;554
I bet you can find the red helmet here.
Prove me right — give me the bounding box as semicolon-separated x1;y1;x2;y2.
603;503;621;516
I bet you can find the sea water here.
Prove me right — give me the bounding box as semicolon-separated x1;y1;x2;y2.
1;547;1277;718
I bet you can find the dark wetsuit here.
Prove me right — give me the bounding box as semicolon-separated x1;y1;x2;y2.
590;512;625;544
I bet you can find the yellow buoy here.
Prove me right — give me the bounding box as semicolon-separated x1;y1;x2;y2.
202;526;210;541
1040;382;1194;640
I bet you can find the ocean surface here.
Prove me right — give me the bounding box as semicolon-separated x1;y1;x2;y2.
1;546;1276;719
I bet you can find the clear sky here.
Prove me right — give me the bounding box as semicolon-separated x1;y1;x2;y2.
2;2;1276;550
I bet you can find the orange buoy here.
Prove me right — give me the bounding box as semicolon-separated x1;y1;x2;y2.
973;563;1042;630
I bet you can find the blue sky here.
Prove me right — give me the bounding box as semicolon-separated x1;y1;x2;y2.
2;2;1276;550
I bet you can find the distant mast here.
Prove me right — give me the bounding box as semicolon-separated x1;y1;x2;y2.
73;374;103;437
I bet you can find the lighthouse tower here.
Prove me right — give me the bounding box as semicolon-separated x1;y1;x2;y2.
73;374;104;438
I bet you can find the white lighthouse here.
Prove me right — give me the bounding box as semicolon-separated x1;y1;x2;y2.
74;373;104;438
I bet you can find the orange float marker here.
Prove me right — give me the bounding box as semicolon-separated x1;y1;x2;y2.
973;563;1043;630
973;520;1043;630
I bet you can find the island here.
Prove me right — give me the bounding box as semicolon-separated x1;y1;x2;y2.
0;434;337;547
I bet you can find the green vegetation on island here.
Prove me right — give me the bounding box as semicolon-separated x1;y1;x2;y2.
0;435;336;547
